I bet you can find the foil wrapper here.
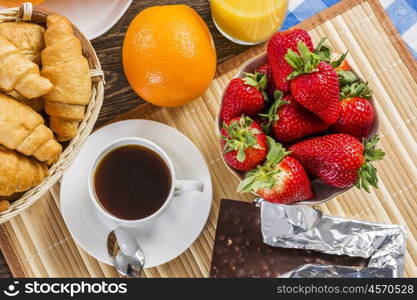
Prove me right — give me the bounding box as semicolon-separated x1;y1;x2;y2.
259;200;407;278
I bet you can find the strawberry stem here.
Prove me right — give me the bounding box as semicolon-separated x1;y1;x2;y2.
243;71;268;101
355;135;385;192
266;136;291;165
286;41;321;80
237;138;290;193
258;90;288;132
314;37;348;68
331;51;348;68
221;116;262;162
340;81;373;99
315;37;332;62
338;70;358;87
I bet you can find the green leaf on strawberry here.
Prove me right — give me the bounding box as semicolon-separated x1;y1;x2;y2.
258;90;288;133
355;135;385;192
237;137;290;193
243;71;269;101
286;41;321;80
315;37;332;62
221;116;262;162
340;81;373;99
337;70;358;87
266;136;291;165
314;37;348;68
364;135;385;161
331;51;348;68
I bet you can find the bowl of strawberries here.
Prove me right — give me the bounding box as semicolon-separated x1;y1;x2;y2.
217;29;384;205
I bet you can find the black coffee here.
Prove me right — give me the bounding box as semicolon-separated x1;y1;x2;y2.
93;145;172;220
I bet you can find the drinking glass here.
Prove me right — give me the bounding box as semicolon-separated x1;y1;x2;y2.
210;0;289;45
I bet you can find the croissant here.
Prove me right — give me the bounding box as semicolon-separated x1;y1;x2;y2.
0;146;48;196
41;15;91;142
0;93;62;164
0;22;46;111
0;22;45;64
6;90;44;112
0;36;53;99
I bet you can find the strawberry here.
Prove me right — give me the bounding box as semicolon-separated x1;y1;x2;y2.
333;82;375;138
256;63;276;100
289;134;385;191
259;91;329;142
220;116;267;171
267;29;314;93
237;137;314;204
285;41;341;124
221;73;266;122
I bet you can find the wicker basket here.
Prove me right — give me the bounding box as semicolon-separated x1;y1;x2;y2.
0;3;105;223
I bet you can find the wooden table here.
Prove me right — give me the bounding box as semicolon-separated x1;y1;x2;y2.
0;0;249;278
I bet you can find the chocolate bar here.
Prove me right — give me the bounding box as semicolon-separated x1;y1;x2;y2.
210;199;368;278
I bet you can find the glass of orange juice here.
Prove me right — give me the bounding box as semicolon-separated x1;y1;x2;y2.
210;0;288;45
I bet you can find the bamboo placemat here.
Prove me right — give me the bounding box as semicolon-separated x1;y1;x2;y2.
1;0;417;277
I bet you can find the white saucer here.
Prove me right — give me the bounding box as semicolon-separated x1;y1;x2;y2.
1;0;132;40
60;120;213;268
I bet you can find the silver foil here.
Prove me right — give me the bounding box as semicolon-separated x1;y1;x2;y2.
259;200;407;278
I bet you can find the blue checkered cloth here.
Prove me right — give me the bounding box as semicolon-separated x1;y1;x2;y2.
284;0;417;59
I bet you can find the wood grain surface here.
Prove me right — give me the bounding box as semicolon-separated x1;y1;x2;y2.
0;0;247;278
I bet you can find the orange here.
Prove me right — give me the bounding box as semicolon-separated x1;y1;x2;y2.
122;5;217;107
0;0;44;7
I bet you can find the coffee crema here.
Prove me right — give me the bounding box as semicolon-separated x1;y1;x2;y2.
93;145;172;220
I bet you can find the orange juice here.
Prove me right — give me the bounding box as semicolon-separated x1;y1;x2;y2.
210;0;288;45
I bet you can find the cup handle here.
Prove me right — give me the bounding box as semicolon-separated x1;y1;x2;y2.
174;180;204;197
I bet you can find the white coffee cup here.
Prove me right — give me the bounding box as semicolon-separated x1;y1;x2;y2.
87;137;204;227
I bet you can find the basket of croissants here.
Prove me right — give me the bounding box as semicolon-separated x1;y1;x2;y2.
0;3;104;223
